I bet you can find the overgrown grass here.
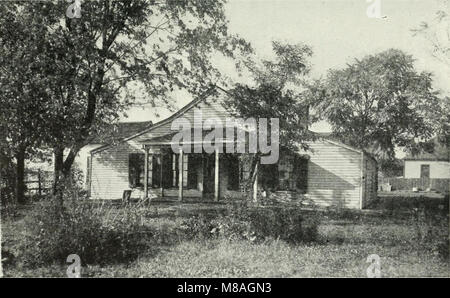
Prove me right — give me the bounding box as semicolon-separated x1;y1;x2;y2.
2;195;449;277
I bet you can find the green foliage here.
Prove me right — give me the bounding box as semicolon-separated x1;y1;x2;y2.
379;158;403;178
3;201;448;277
181;203;320;244
223;42;316;195
0;0;252;191
314;49;442;159
227;85;314;152
19;201;154;267
243;41;313;87
413;5;450;67
410;200;449;261
225;41;316;153
412;4;450;148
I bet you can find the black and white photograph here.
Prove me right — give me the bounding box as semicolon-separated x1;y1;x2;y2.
0;0;448;281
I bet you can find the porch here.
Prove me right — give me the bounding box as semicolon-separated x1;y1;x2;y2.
134;142;250;202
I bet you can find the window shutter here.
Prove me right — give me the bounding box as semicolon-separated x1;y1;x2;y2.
128;153;145;188
138;154;145;186
183;154;189;187
295;156;308;193
128;154;133;187
183;154;188;187
172;154;178;187
227;155;240;191
151;155;159;187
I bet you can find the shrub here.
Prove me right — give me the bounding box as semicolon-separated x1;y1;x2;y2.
179;213;219;241
410;202;449;260
20;200;154;267
181;202;320;244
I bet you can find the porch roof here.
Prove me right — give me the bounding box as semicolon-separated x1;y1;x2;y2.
138;129;247;146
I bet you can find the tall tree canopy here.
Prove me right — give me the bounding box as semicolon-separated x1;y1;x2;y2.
226;41;316;152
0;0;251;202
413;1;450;67
314;49;442;160
0;6;53;203
413;2;450;147
223;41;316;199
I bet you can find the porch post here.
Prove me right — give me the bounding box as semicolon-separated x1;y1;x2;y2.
214;148;219;201
253;161;258;203
144;146;149;199
199;154;204;198
178;148;183;201
160;151;164;197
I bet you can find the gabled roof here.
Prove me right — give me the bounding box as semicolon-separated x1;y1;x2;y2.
91;87;218;154
311;132;361;153
88;121;153;144
89;86;374;163
310;131;378;162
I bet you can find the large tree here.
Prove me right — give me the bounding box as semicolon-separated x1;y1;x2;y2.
314;49;441;160
223;41;316;200
0;0;251;203
413;1;450;67
413;2;450;147
0;7;52;204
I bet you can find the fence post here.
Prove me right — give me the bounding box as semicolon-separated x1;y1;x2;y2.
38;169;42;197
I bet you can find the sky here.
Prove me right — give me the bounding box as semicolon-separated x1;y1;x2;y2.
123;0;449;156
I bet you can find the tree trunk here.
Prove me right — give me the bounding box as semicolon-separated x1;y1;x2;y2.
15;148;26;204
248;153;261;204
53;146;64;208
62;146;80;177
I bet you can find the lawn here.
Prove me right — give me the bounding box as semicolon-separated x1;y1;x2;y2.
1;197;449;278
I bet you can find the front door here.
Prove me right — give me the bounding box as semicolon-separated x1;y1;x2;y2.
420;164;430;179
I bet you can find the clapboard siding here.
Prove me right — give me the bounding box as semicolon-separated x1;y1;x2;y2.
135;97;231;142
303;141;363;209
88;89;377;208
90;140;144;200
90;138;372;208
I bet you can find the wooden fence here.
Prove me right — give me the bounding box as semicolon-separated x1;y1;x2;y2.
25;169;52;196
379;177;449;194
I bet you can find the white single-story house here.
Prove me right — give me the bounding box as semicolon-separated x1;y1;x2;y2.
403;140;449;179
86;87;378;209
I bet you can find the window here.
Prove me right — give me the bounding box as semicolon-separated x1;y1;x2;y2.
277;155;295;190
170;154;189;188
420;164;430;179
129;153;145;188
260;162;278;190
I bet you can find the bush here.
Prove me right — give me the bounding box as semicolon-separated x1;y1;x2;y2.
20;200;154;267
181;213;218;240
410;204;449;261
181;203;320;244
